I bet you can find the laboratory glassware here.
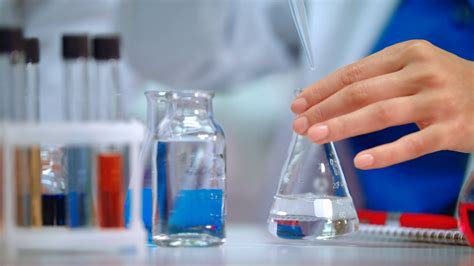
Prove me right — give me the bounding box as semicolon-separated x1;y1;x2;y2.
0;27;23;120
142;90;168;242
40;145;66;226
24;38;42;227
0;28;30;226
0;27;24;230
457;154;474;246
63;34;91;121
2;122;147;252
93;35;123;121
150;90;226;247
12;36;28;227
0;27;25;121
93;35;126;228
143;90;169;163
288;0;315;69
268;91;358;240
61;34;92;227
24;38;40;122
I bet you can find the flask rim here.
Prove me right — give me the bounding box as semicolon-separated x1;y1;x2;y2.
171;90;214;99
144;90;214;100
144;90;169;98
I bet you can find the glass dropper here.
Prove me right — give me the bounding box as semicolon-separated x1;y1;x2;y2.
288;0;315;70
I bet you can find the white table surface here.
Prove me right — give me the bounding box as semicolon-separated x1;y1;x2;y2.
1;224;473;266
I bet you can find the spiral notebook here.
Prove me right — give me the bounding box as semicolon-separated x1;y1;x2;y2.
356;224;468;246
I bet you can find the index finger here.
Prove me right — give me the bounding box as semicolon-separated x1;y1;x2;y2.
291;41;410;114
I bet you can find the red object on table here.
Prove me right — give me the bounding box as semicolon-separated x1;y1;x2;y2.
458;202;474;245
357;209;458;230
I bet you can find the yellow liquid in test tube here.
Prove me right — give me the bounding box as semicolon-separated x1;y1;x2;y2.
15;148;30;226
29;146;42;227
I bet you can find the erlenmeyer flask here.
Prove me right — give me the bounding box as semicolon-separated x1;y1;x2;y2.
268;94;359;240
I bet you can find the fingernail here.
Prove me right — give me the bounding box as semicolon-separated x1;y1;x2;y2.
291;98;308;114
308;125;329;142
354;154;375;169
293;116;309;134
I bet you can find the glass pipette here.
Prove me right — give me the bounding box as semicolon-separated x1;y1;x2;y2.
288;0;315;70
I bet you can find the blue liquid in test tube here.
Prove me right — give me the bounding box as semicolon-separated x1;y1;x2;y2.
65;146;92;227
42;194;66;226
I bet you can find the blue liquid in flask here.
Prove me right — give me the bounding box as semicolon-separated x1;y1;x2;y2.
153;140;225;247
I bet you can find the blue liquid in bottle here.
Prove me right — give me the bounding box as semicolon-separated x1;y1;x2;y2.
153;140;226;246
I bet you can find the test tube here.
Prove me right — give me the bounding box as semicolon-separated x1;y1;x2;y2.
63;34;91;121
61;34;92;227
0;27;24;121
0;27;22;230
288;0;315;70
24;38;42;227
40;147;66;226
24;38;40;122
15;148;30;226
10;33;29;227
0;28;31;226
93;36;125;228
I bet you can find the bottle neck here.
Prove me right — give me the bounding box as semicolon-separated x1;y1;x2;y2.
159;92;221;139
63;58;90;121
168;97;213;119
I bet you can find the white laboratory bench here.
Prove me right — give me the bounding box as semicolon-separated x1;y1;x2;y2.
1;224;472;266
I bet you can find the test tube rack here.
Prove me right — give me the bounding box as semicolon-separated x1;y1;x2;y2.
0;121;146;253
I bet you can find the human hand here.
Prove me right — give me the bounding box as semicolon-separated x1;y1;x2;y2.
291;40;474;170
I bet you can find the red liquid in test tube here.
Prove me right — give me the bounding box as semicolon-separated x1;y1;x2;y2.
97;152;124;228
